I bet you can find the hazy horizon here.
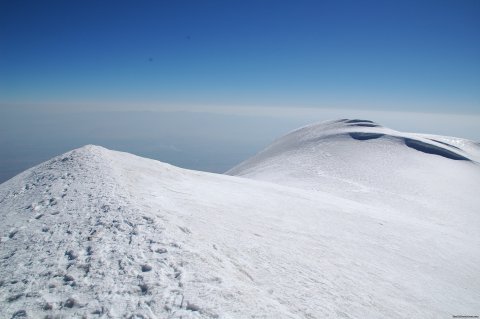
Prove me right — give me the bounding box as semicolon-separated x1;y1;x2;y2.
1;0;479;182
1;104;479;184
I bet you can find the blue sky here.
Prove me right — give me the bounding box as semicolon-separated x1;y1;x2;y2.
1;0;479;112
1;1;480;182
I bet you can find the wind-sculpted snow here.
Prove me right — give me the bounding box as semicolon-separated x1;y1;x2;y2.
344;119;375;124
348;132;385;140
347;132;470;160
404;137;470;160
227;120;479;200
1;121;480;318
343;119;380;128
428;138;462;150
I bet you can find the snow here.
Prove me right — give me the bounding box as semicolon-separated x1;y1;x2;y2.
1;119;480;318
227;119;480;220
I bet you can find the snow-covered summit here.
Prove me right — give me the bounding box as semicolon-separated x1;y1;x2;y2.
227;119;480;211
228;119;479;175
1;123;480;318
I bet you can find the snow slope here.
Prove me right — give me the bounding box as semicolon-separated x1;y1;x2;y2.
0;120;479;318
227;119;480;217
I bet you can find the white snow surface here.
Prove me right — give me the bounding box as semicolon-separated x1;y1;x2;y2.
1;119;480;318
227;119;480;214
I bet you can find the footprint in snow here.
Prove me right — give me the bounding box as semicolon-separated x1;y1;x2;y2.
141;264;152;272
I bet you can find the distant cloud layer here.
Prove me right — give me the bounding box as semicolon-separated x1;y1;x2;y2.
1;105;479;184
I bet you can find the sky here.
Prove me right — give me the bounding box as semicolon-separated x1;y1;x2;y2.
0;0;479;182
1;0;479;111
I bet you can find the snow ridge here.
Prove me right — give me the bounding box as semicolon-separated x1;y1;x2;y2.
1;121;480;319
0;146;206;318
226;119;480;206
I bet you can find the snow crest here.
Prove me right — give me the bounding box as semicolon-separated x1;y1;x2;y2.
1;121;480;318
